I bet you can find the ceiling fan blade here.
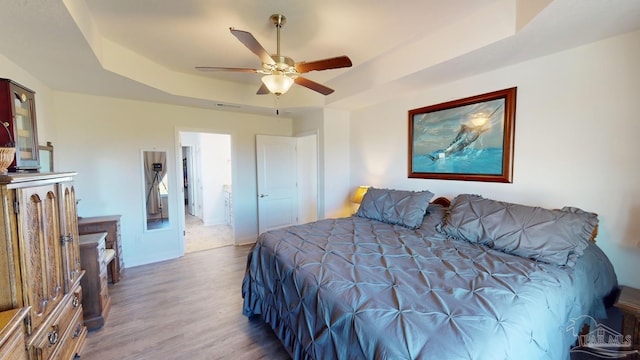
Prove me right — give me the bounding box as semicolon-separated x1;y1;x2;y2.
294;77;334;95
195;66;259;73
230;28;276;66
295;56;352;73
256;83;270;95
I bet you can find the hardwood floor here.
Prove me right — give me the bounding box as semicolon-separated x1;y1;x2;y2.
82;244;290;360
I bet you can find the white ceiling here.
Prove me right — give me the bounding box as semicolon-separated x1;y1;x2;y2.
1;0;639;116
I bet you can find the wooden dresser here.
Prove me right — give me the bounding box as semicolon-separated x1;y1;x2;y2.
0;172;86;360
78;233;112;331
78;215;123;283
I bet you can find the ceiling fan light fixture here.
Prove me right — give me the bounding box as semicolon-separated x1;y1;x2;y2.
196;13;352;96
261;74;294;95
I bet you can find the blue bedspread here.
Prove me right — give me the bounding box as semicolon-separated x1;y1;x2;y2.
242;215;617;360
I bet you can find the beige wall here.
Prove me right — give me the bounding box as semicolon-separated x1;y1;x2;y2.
293;108;352;220
349;29;640;288
51;92;292;267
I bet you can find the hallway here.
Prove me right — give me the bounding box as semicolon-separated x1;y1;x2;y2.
184;212;233;253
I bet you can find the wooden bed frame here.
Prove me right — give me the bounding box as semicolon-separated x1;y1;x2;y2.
431;196;450;208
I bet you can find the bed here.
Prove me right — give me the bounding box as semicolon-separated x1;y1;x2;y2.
242;190;618;359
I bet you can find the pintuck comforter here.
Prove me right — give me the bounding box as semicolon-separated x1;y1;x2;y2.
242;205;617;360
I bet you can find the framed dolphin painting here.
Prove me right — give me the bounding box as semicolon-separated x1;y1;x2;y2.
408;87;517;182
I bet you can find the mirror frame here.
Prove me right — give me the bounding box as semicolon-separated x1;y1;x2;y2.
39;141;54;172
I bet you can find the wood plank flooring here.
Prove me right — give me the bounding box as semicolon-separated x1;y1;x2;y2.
82;245;290;360
63;239;627;360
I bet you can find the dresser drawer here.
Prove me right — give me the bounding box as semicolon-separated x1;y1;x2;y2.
28;289;82;360
41;305;85;360
0;327;28;360
57;308;86;360
98;245;106;264
99;257;108;276
100;287;108;308
0;317;28;360
99;286;110;314
99;269;109;304
99;269;109;291
0;308;30;360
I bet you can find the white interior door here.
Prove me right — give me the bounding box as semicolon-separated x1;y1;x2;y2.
256;135;298;234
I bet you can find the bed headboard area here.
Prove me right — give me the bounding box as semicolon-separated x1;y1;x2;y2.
431;196;451;208
355;188;598;267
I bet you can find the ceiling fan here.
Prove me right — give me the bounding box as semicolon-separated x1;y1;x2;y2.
195;14;352;96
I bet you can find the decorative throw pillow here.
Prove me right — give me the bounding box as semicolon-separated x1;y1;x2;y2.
437;194;598;267
419;203;448;231
356;187;434;229
414;202;449;239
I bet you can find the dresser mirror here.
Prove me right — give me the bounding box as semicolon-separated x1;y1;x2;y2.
39;141;53;172
143;150;170;231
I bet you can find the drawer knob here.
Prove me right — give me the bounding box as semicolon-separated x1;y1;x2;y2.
73;324;82;338
48;328;59;345
72;295;80;308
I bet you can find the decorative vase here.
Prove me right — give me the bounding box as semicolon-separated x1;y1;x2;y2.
0;147;15;174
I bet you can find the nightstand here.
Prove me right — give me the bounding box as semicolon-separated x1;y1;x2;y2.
615;286;640;356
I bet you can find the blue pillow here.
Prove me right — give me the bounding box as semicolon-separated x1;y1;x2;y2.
356;188;434;229
437;194;598;267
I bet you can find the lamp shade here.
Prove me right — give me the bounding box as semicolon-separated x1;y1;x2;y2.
351;186;370;204
261;74;294;95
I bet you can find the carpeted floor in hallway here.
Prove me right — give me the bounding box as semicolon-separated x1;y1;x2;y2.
184;213;233;253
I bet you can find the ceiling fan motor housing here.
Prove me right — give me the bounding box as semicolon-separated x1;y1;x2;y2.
270;14;286;27
265;55;297;76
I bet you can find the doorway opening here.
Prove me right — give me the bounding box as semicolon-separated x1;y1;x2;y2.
180;132;234;253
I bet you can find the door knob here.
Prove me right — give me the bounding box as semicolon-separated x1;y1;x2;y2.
259;194;268;198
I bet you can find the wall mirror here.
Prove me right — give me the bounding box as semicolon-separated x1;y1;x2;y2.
143;150;170;231
39;142;54;172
